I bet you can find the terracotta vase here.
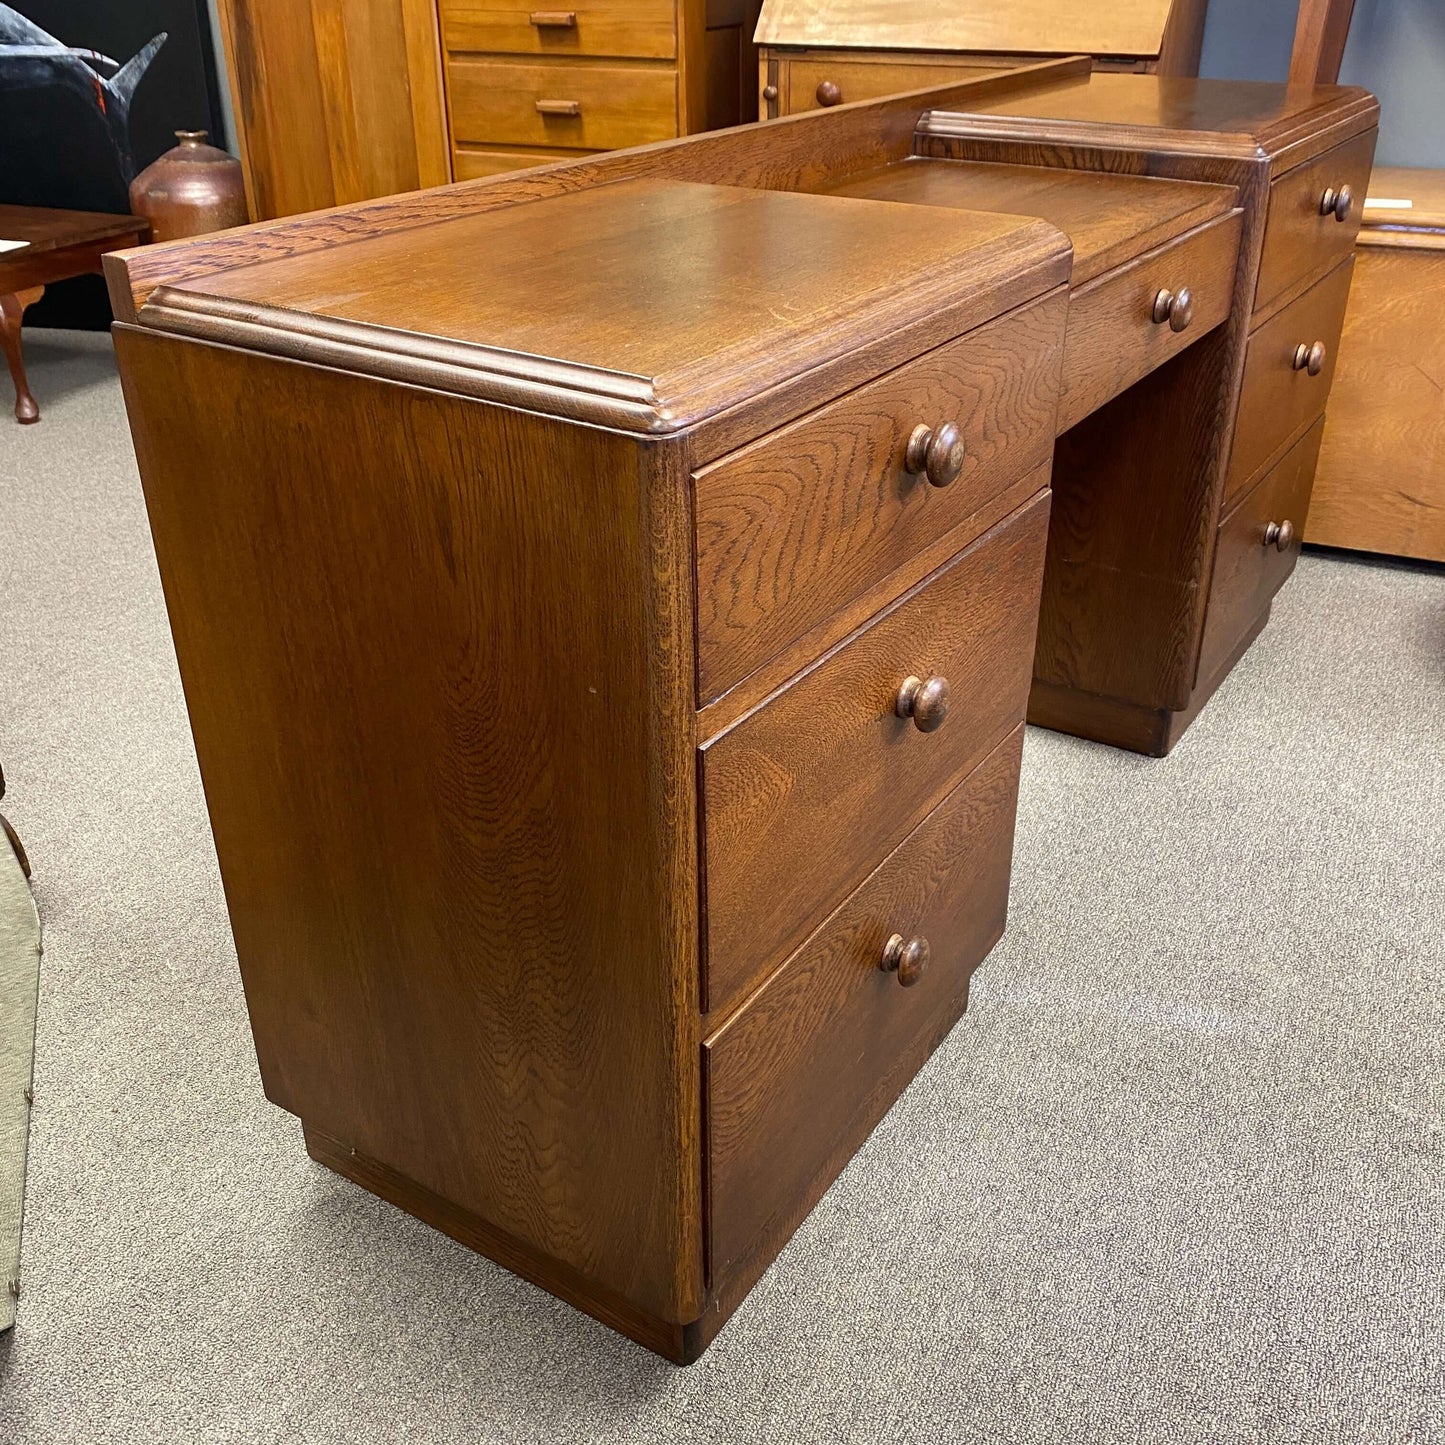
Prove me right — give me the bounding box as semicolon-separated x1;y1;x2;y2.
129;131;249;243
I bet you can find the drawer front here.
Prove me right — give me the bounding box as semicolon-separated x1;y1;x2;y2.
695;292;1065;702
1057;209;1242;434
700;491;1048;1019
452;145;594;179
1255;130;1375;315
441;1;676;59
1200;418;1323;684
705;724;1024;1282
1226;258;1352;504
448;58;678;150
781;56;1000;114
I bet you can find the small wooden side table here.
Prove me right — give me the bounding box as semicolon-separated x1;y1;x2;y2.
0;205;148;424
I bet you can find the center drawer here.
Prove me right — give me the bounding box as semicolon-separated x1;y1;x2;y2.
705;723;1025;1284
447;57;678;150
694;291;1065;702
699;490;1049;1019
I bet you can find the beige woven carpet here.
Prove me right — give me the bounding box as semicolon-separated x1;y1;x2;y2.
0;330;1442;1443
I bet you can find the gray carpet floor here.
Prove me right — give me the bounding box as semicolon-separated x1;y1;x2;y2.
0;329;1442;1444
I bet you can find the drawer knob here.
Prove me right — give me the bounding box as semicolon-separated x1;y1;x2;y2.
1320;184;1354;222
762;83;779;102
1293;341;1327;376
905;421;966;488
816;80;843;107
1263;519;1296;552
881;932;929;988
1151;286;1194;333
895;674;951;733
535;99;582;117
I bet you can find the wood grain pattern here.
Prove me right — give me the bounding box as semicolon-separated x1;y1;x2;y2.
1306;240;1445;562
1199;418;1322;683
1289;0;1356;86
1226;256;1353;503
215;0;450;221
1254;129;1374;315
705;723;1024;1282
452;144;596;178
775;54;1004;116
701;492;1048;1019
1056;208;1241;432
114;329;704;1324
136;179;1069;445
441;0;678;58
818;157;1236;286
755;0;1183;56
693;291;1066;701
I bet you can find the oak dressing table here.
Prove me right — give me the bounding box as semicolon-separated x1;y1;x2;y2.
107;62;1375;1360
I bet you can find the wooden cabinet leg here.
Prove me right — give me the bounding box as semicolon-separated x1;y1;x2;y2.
0;287;44;425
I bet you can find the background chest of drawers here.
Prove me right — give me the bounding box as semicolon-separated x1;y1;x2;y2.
112;174;1070;1362
755;0;1211;120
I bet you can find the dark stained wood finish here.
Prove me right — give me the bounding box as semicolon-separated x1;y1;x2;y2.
1056;208;1241;431
1199;418;1322;684
1225;257;1353;503
701;493;1048;1019
114;328;705;1325
693;290;1065;701
1255;130;1374;315
706;723;1024;1284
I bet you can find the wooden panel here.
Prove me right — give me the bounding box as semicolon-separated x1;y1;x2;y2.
703;0;764;129
1058;208;1241;432
1307;247;1445;562
113;330;704;1324
818;158;1237;287
1255;130;1375;314
780;55;1003;115
216;0;450;221
1227;257;1353;503
706;724;1024;1283
755;0;1180;57
441;0;677;59
1200;419;1322;682
452;145;595;178
701;492;1048;1019
447;57;679;149
694;291;1065;702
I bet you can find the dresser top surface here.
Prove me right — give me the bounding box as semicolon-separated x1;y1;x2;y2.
923;74;1378;154
819;158;1235;285
142;178;1069;435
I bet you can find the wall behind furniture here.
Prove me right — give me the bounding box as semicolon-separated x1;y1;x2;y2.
1200;0;1444;167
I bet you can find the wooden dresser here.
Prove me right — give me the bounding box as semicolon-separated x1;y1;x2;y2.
1306;168;1445;563
106;63;1375;1362
756;0;1210;120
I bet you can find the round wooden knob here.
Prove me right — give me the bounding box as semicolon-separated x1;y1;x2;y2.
1151;286;1194;333
1263;519;1296;552
881;932;929;987
1320;184;1354;222
905;422;966;488
1293;341;1327;376
816;80;843;107
762;84;778;103
895;674;950;733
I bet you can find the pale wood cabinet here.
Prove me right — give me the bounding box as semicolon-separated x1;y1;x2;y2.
756;0;1210;119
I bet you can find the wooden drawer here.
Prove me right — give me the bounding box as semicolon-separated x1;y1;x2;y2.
441;0;676;60
1226;258;1352;504
452;145;594;179
778;55;1001;115
1255;130;1375;316
695;293;1064;702
448;58;678;150
1057;209;1242;433
1199;418;1323;685
700;491;1048;1019
705;723;1024;1283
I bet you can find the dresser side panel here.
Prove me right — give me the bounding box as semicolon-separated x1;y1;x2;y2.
113;329;703;1322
